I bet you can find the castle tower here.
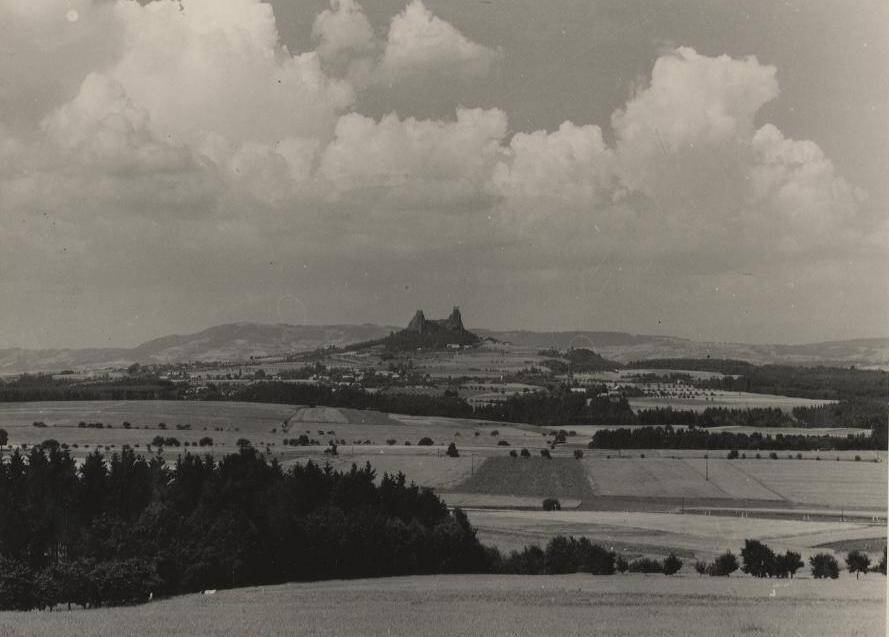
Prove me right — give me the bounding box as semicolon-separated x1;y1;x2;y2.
446;306;464;331
407;310;427;333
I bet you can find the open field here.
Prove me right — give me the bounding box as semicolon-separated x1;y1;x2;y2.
0;401;547;458
628;390;833;412
0;574;883;637
468;508;887;563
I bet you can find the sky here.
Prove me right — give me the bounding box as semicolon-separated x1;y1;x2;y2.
0;0;886;349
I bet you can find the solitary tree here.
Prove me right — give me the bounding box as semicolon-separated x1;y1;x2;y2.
663;554;683;575
542;498;561;511
741;540;776;578
445;442;460;458
810;553;840;579
846;551;871;579
777;551;804;578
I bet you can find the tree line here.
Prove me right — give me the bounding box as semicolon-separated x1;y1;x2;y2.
0;447;492;609
590;425;886;451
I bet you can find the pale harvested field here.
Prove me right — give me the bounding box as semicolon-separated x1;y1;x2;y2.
583;456;886;509
0;575;883;637
629;391;832;412
468;509;886;562
712;458;889;509
584;457;781;501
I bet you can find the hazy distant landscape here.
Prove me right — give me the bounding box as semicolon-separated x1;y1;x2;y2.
2;322;888;375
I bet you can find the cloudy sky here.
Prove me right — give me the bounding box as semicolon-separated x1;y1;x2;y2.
1;0;886;349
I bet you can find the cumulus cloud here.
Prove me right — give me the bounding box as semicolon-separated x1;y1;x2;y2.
320;107;507;211
376;0;499;84
312;0;378;67
0;0;877;346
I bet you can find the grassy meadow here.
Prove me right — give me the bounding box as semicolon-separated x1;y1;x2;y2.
0;574;883;637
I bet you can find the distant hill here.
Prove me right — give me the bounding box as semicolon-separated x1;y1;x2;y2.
0;323;394;374
477;330;889;367
0;323;886;374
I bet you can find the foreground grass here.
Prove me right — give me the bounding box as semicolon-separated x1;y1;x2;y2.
0;574;884;637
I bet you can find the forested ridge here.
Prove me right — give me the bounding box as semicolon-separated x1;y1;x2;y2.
0;446;494;609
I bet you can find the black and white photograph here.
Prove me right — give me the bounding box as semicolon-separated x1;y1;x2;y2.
0;0;886;634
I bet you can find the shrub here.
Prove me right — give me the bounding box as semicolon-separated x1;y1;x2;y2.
236;438;251;447
727;449;739;459
541;536;615;575
497;440;510;446
713;551;739;577
768;452;778;460
876;547;887;575
616;556;629;573
810;553;840;579
845;551;871;579
445;442;460;458
573;449;584;460
32;421;47;428
628;558;663;574
854;455;861;462
520;448;531;458
509;450;518;458
795;453;803;460
540;449;551;459
663;553;682;575
386;439;397;446
198;437;213;447
694;561;708;577
417;437;434;446
490;430;499;436
542;498;561;511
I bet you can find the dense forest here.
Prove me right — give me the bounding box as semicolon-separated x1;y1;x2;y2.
590;425;886;451
474;388;636;427
0;374;181;402
636;407;795;429
0;446;496;609
792;400;888;430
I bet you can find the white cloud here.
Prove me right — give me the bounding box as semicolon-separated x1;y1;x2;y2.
376;0;499;84
108;0;354;146
0;0;878;346
312;0;376;69
320;107;507;211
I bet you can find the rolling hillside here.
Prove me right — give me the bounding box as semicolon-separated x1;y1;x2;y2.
1;323;887;374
